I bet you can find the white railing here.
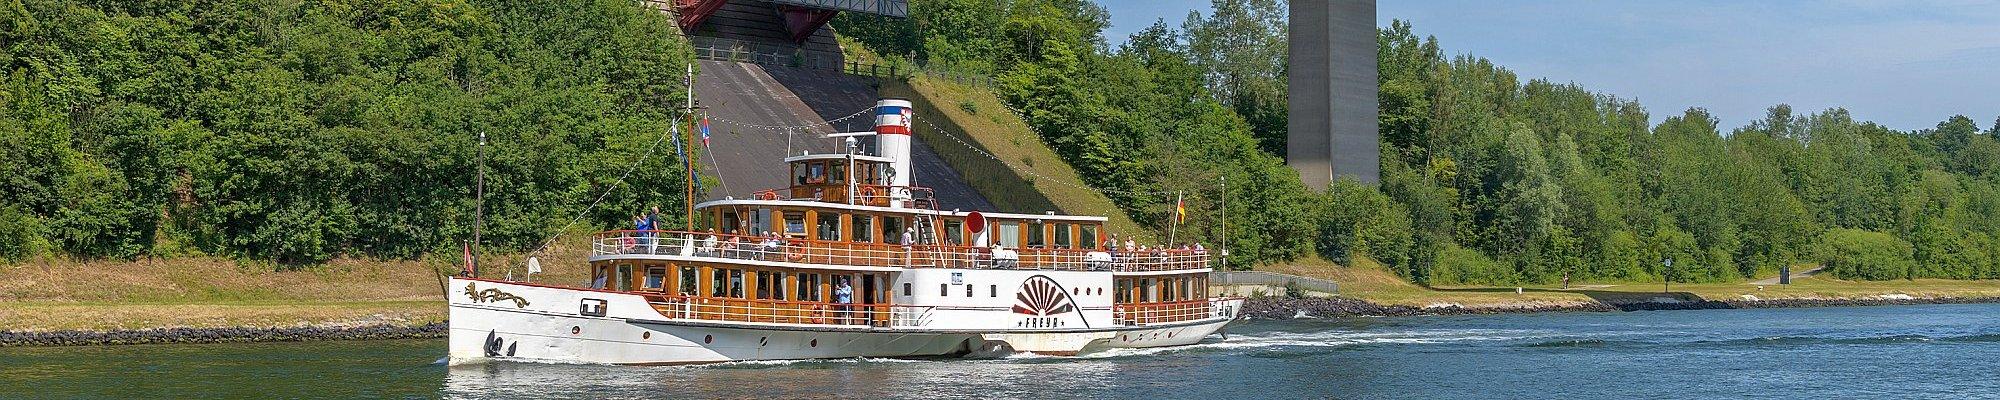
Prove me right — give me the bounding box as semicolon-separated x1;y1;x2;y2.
1113;298;1228;326
649;296;932;328
595;230;1213;272
889;305;933;328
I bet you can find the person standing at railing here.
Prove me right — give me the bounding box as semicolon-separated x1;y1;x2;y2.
900;227;915;266
644;206;662;254
1193;242;1208;270
628;213;648;252
833;278;854;325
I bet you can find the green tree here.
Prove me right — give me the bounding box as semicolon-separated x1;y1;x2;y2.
1823;228;1916;281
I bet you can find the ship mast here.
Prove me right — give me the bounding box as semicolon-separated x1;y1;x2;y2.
472;130;486;277
682;64;697;231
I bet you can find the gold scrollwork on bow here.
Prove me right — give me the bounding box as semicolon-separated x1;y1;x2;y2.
464;282;531;308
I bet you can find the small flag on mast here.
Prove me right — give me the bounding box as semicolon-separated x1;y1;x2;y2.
699;115;711;147
1175;195;1186;223
462;240;475;276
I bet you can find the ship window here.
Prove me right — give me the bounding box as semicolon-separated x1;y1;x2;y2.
793;163;808;185
1080;225;1099;249
729;269;745;298
990;285;997;297
615;264;633;292
807;162;826;184
751;208;771;235
997;222;1020;248
883;217;905;245
721;211;741;234
755;271;772;299
797;273;821;302
711;269;727;297
784;211;806;236
1026;222;1045;248
1114;279;1129;303
773;272;789;300
1054;223;1072;249
965;284;973;297
853;215;874;242
816;213;841;241
1182;278;1193;301
678;266;698;295
1140;278;1155;302
829;163;845;184
939;283;948;297
644;267;665;289
943;219;964;246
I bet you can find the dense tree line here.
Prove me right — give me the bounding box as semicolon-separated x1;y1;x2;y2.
0;0;696;265
836;0;1317;268
1356;21;2000;284
841;0;2000;282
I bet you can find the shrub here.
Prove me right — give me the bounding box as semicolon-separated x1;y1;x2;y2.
1428;244;1515;285
0;206;42;261
1315;179;1414;272
1821;228;1915;280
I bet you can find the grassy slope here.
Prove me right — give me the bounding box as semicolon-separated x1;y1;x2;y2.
1267;258;2000;308
839;38;1154;240
880;76;1154;240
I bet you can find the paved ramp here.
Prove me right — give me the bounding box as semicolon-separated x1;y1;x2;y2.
693;60;996;211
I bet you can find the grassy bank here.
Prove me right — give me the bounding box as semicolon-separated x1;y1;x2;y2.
0;258;445;332
0;236;600;332
1261;258;2000;309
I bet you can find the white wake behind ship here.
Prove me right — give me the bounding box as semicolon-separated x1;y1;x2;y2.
447;99;1241;365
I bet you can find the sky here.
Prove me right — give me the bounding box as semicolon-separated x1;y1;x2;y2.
1095;0;2000;132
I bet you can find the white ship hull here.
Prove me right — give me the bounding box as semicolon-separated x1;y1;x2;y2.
448;278;1240;365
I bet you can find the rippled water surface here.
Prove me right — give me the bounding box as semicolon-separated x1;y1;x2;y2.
5;303;1999;399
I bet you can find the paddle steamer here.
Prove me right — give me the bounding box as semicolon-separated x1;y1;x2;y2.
447;99;1241;365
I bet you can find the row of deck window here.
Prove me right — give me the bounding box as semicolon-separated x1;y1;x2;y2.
1113;275;1209;303
602;263;889;305
715;208;1101;249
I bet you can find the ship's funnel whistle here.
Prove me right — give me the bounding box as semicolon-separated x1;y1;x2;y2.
874;99;914;208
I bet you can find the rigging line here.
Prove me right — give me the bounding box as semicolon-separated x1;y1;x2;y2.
702;106;874;132
524;116;685;258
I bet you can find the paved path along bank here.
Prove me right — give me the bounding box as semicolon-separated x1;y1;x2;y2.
1241;295;2000;318
0;323;445;347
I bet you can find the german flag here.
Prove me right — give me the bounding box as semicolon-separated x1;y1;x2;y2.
1175;196;1186;223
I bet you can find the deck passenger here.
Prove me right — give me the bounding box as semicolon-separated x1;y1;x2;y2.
759;233;780;260
645;206;662;253
699;229;719;257
901;227;916;265
834;279;855;325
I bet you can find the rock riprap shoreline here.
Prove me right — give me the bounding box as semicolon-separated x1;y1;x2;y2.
1241;295;2000;319
0;322;446;347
